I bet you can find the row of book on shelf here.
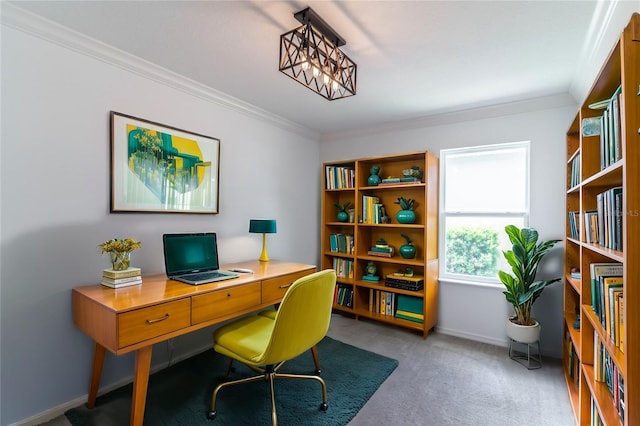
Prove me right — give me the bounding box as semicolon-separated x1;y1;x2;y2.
333;258;354;279
325;165;355;189
101;267;142;288
333;280;424;323
566;340;579;385
368;291;424;323
567;186;622;251
334;285;353;308
361;195;387;224
569;152;580;188
565;332;624;425
598;85;623;170
594;331;625;423
329;233;354;254
590;262;624;352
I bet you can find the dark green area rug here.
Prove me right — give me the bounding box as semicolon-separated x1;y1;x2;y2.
65;336;398;425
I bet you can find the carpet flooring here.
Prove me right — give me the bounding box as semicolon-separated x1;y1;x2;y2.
64;335;398;425
41;313;574;426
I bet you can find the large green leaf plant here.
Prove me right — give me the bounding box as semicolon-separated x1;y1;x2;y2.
498;225;561;326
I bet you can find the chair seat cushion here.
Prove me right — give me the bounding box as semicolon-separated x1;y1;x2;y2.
258;309;277;319
214;315;274;365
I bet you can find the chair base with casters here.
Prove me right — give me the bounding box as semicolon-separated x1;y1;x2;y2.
206;358;328;424
207;269;337;425
259;308;322;374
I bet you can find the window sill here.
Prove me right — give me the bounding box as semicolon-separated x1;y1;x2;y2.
438;276;503;290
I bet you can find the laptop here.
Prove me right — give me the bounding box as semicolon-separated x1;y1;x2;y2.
163;233;239;285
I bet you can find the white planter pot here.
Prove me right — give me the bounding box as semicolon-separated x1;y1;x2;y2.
506;317;541;343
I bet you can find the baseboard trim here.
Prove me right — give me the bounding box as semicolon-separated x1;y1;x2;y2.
435;326;509;348
11;344;212;426
435;326;560;359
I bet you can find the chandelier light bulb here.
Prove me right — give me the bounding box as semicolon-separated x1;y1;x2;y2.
300;52;309;70
322;63;332;84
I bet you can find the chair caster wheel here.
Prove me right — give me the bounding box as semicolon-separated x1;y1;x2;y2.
319;402;328;412
206;410;217;420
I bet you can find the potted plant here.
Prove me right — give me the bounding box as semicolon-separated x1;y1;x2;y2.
395;196;416;224
498;225;560;343
99;238;142;271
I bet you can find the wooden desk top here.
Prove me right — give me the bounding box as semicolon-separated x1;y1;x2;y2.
73;260;316;313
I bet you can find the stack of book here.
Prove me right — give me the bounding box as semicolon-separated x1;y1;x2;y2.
395;294;424;323
379;177;422;186
368;245;394;258
101;267;142;288
385;274;424;291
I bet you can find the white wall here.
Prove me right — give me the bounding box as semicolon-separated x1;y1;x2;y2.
320;98;576;359
0;16;320;426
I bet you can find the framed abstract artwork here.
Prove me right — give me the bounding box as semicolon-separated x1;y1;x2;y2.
110;111;220;213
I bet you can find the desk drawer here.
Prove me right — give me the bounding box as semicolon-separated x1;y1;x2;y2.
192;282;261;324
262;270;314;304
118;298;191;348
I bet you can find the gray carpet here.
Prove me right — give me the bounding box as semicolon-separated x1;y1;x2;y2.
329;314;574;426
39;313;574;426
64;336;397;425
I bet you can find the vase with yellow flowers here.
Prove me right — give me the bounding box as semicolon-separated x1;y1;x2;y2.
99;238;141;271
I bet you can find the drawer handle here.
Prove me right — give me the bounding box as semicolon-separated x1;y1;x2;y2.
146;313;170;324
279;283;292;289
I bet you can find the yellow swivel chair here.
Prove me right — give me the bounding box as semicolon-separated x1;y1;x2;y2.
207;269;337;424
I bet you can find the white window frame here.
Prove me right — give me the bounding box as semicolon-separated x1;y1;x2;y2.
438;141;530;286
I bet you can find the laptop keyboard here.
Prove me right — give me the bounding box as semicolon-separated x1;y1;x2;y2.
186;271;225;281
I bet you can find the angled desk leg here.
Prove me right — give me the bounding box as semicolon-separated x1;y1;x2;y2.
130;346;153;426
87;342;106;408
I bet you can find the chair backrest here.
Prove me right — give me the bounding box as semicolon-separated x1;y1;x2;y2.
258;269;337;366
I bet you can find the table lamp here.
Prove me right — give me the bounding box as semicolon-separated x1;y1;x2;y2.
249;219;277;262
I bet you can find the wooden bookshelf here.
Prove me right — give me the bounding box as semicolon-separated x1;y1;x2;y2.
563;13;639;426
321;151;438;338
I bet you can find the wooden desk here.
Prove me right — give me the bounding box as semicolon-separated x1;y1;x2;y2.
72;260;316;426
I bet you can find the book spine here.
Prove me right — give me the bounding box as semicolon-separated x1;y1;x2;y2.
103;268;142;278
101;275;142;284
101;279;142;288
368;251;392;258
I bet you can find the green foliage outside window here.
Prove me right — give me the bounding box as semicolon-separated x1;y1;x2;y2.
446;226;499;277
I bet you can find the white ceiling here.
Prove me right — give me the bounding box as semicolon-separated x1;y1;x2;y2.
6;1;627;136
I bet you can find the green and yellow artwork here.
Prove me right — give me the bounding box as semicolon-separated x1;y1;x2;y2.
127;125;209;201
111;112;220;213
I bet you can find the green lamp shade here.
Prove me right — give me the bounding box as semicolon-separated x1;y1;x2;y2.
249;219;276;262
249;219;277;234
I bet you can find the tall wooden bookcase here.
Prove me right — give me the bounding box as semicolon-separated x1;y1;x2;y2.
563;13;639;426
321;151;438;338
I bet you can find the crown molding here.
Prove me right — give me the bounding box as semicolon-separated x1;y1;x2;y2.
569;0;639;106
320;93;577;143
1;2;319;140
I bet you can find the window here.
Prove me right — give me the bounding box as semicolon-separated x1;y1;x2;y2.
439;142;530;284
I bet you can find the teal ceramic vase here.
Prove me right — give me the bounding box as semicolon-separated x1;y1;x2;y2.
399;243;416;259
396;210;416;224
367;166;381;186
337;211;349;222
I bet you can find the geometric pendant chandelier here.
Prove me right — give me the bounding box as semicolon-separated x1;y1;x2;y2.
279;7;357;100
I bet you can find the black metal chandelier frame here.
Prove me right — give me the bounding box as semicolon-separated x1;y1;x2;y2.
279;7;357;101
